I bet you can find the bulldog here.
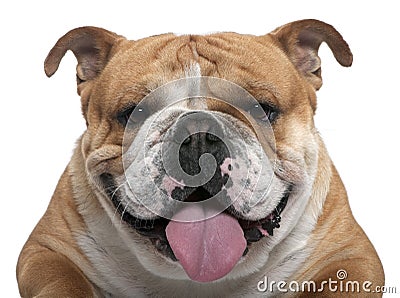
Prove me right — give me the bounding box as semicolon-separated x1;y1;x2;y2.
17;19;384;297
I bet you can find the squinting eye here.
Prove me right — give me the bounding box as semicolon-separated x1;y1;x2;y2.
117;105;149;127
117;105;136;126
249;103;279;123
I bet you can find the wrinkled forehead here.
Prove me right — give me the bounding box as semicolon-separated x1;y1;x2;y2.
94;33;301;110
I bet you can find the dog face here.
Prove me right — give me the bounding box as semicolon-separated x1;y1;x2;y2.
45;20;352;283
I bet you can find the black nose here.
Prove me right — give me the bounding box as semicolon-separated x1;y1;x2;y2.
179;131;223;176
179;111;223;154
182;131;220;146
174;111;229;195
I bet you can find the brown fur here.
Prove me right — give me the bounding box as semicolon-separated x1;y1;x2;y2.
293;146;384;297
17;20;384;297
17;169;95;296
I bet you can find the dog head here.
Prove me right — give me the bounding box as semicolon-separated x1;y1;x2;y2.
45;20;352;283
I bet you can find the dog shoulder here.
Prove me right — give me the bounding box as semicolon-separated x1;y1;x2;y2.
16;166;96;297
299;166;384;294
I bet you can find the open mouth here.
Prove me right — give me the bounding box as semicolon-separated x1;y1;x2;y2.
101;173;290;259
102;175;290;254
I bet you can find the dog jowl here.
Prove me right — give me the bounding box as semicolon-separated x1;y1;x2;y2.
17;20;384;297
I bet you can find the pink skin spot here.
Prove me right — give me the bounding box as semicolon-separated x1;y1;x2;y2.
220;157;232;176
257;226;269;236
256;214;275;236
266;213;275;220
162;176;185;197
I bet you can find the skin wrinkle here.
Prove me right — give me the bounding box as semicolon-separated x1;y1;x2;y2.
176;42;192;70
207;35;269;77
18;21;383;297
198;36;255;70
153;36;181;61
191;36;222;77
246;81;282;103
175;36;203;71
100;120;113;148
189;39;199;60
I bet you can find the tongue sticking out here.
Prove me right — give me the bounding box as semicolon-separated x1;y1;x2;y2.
165;205;247;282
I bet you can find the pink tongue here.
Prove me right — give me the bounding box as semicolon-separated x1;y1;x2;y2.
165;205;246;282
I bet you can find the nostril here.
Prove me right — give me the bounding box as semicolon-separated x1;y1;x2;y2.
205;133;220;143
182;135;191;145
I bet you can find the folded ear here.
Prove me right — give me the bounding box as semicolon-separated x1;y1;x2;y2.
269;19;353;90
44;26;125;94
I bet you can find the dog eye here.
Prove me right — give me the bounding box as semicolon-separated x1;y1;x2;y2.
249;102;279;123
117;106;136;126
117;105;148;127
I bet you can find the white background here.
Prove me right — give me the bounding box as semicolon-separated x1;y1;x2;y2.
1;1;399;296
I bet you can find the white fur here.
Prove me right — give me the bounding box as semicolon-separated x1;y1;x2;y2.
73;63;328;296
184;62;208;110
185;62;201;78
74;124;325;297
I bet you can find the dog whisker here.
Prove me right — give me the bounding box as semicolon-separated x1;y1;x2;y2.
111;182;128;222
120;201;131;225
